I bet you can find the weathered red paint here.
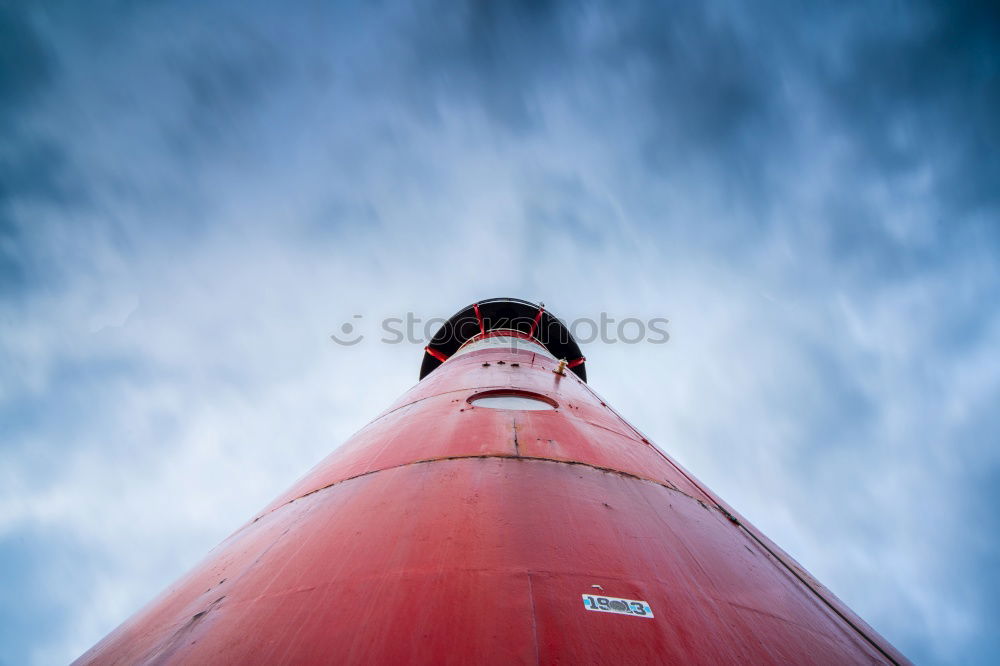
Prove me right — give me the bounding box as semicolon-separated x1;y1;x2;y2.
76;322;909;664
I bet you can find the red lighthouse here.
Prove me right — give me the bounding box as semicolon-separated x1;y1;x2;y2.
76;298;909;664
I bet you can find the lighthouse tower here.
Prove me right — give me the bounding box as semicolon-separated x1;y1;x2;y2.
76;298;908;664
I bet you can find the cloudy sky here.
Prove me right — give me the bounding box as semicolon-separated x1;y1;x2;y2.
1;0;998;663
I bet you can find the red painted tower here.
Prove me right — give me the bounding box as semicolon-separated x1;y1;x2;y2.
77;298;909;664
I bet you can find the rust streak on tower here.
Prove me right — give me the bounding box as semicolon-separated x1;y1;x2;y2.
76;297;909;664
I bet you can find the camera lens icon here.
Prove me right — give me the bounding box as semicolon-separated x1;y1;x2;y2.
330;315;364;346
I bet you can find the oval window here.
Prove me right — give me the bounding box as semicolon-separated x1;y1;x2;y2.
468;390;557;411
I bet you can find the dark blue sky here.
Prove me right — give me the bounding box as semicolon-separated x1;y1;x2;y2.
1;1;998;663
